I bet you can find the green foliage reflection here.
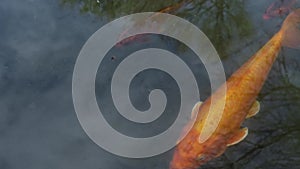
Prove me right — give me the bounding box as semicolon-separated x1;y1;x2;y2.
61;0;253;58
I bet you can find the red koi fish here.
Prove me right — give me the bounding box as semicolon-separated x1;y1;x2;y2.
170;9;300;169
115;33;148;47
263;0;296;20
116;0;192;47
156;0;192;14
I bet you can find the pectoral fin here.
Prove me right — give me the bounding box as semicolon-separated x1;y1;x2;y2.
246;101;260;118
176;102;203;144
191;101;202;119
227;127;248;146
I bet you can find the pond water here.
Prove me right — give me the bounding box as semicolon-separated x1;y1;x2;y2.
0;0;300;169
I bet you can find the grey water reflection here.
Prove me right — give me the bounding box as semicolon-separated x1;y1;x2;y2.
0;0;299;169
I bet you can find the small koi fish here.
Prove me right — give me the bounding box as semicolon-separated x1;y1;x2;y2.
157;0;192;14
115;33;148;47
170;8;300;169
116;0;192;47
263;0;296;20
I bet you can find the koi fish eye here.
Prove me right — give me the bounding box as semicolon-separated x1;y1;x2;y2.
196;154;207;161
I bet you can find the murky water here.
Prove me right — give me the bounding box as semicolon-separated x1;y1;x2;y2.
0;0;300;169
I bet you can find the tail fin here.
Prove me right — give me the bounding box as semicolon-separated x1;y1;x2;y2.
281;8;300;49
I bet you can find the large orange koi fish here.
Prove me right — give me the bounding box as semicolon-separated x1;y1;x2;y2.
170;9;300;169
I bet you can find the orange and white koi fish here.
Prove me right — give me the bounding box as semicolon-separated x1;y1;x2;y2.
170;9;300;169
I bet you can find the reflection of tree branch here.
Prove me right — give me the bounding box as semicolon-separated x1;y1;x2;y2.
261;103;298;113
236;128;298;163
62;0;253;59
185;0;253;58
259;85;296;98
259;51;300;103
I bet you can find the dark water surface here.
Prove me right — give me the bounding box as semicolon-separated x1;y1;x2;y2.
1;0;300;169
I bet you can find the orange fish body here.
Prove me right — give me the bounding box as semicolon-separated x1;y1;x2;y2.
170;9;300;169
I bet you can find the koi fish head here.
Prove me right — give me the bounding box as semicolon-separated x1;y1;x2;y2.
169;129;227;169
